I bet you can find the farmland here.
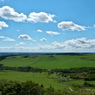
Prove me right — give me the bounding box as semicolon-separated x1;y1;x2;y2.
0;53;95;94
1;54;95;69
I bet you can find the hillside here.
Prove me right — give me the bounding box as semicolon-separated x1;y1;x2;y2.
1;54;95;69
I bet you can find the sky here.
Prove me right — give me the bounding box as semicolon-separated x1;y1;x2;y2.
0;0;95;52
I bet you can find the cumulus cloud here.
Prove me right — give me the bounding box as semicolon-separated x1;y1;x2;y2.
42;38;95;50
64;38;95;49
0;6;56;23
0;21;8;29
53;38;95;50
1;38;95;52
40;38;47;41
18;34;32;40
46;31;60;36
58;21;86;31
38;38;95;52
28;12;56;23
0;6;27;22
38;38;95;51
37;29;43;32
18;34;35;41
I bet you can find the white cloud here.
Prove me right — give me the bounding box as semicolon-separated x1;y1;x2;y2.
37;29;43;32
1;38;95;52
16;42;25;46
40;38;47;41
38;38;95;52
54;38;95;50
64;38;95;49
0;36;15;41
17;30;20;31
28;12;56;23
3;37;15;41
0;6;27;22
0;6;57;23
18;42;25;45
0;36;5;38
46;31;60;36
18;34;35;41
58;21;86;31
18;34;31;40
0;47;33;52
0;21;8;29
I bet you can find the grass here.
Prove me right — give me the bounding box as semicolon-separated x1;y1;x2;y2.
1;54;95;69
0;71;69;90
1;54;95;90
1;70;93;90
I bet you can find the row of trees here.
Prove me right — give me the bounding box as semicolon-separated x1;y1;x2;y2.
50;67;95;81
0;55;7;61
51;67;95;73
1;63;95;81
0;65;47;73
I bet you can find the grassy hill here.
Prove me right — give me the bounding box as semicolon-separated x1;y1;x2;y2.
1;54;95;94
1;54;95;69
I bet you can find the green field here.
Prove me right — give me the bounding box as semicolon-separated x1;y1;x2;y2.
1;54;95;69
0;71;71;90
1;54;95;92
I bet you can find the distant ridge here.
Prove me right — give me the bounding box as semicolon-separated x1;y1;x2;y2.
0;52;95;56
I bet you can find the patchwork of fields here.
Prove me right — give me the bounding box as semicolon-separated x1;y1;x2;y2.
1;54;95;93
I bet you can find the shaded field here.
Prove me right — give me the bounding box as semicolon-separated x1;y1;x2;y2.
1;54;95;69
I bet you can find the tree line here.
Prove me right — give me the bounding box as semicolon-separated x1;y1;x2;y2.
1;63;95;81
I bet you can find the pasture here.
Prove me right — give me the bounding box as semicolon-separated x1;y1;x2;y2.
0;71;70;90
1;54;95;69
1;54;95;91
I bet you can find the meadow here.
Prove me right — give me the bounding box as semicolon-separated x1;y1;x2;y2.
1;54;95;94
1;54;95;69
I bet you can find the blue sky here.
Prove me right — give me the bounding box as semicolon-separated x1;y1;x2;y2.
0;0;95;52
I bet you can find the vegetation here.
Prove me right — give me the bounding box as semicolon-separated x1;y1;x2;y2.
1;54;95;94
0;80;86;95
1;54;95;69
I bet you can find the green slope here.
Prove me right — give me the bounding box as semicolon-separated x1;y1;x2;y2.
0;71;68;90
1;54;95;69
